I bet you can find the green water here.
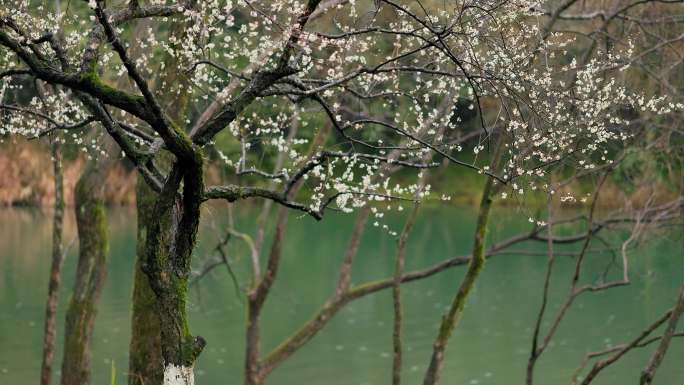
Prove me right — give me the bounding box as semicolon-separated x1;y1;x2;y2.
0;206;682;385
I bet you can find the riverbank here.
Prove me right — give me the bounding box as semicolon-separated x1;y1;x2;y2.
1;139;678;210
0;139;136;206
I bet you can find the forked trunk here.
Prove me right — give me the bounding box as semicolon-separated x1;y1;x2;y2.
142;163;206;385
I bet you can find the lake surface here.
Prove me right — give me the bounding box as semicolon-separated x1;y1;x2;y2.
0;205;682;385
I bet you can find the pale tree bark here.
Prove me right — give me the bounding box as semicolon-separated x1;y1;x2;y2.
40;138;65;385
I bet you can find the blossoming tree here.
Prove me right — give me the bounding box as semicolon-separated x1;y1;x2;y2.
0;0;679;384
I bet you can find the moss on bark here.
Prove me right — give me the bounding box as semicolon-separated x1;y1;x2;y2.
422;136;504;385
128;16;197;383
128;178;164;385
60;163;109;385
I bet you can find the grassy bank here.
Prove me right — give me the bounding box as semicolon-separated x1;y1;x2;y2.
2;139;679;210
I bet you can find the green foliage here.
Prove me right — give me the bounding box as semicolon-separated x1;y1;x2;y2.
612;147;669;193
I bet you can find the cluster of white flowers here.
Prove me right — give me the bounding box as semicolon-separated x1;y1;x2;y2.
1;0;680;230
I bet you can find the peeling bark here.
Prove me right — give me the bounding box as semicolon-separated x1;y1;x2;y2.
163;364;194;385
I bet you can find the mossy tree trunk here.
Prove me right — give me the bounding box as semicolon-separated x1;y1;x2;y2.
132;166;205;385
124;2;321;383
142;160;205;385
129;16;193;385
41;139;65;385
130;154;204;385
128;179;165;385
60;160;110;385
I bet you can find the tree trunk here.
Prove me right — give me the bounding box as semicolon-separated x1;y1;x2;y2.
422;137;504;385
128;178;164;385
128;15;191;382
40;140;65;385
142;163;205;385
422;178;494;385
156;207;205;385
60;162;109;385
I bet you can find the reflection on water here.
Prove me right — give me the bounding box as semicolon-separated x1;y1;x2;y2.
0;206;682;385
